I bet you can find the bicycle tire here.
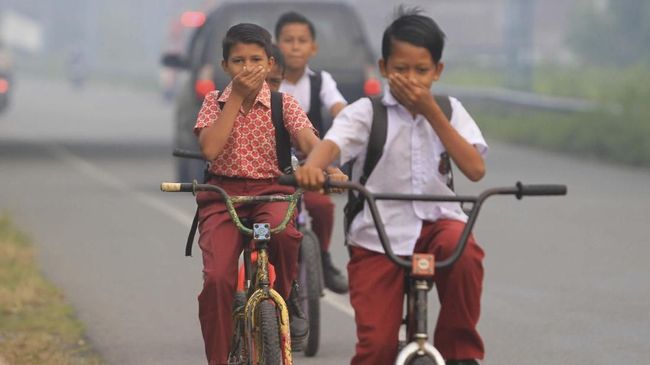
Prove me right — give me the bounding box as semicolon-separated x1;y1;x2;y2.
405;354;438;365
298;228;322;356
256;300;282;365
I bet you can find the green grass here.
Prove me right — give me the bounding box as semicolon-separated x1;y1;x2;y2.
475;104;650;167
0;216;102;365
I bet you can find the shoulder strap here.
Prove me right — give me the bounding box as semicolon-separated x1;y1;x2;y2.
434;94;452;121
361;96;388;185
270;91;293;174
434;94;455;190
307;71;324;136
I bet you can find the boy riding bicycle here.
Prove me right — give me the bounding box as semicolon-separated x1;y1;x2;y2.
295;8;488;365
275;11;350;294
193;23;343;365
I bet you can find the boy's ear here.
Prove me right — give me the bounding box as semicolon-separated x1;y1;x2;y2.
434;62;445;81
378;59;387;78
310;41;319;57
267;56;276;71
221;59;228;73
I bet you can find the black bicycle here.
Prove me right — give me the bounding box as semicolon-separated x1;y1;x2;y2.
280;175;567;365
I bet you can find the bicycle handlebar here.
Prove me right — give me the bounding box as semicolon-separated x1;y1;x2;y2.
161;181;303;237
172;148;205;160
278;175;567;270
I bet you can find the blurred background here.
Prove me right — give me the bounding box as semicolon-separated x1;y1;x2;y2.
2;0;649;165
0;1;648;365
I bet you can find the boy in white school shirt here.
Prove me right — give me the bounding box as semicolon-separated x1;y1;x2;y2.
294;8;488;365
275;11;349;294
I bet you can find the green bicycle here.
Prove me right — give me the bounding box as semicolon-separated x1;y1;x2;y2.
161;180;301;365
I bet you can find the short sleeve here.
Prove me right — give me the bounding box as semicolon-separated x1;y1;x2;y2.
282;93;317;137
449;97;488;157
319;70;347;111
323;97;373;165
193;91;222;136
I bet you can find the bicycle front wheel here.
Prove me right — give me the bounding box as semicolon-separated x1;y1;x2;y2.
405;354;439;365
255;300;282;365
298;228;322;356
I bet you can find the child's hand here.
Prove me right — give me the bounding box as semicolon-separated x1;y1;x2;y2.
324;166;348;194
232;65;266;98
294;165;326;191
388;73;434;115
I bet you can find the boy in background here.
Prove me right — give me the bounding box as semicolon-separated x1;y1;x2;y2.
275;11;349;294
294;8;488;365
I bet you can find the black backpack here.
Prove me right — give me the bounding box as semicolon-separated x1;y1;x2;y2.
184;90;292;256
342;95;454;234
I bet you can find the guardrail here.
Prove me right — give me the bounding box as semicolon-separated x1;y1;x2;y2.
437;84;598;113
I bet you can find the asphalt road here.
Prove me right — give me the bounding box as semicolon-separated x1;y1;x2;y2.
1;78;649;364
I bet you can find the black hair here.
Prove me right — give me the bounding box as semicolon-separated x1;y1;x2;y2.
381;6;446;63
270;43;286;72
222;23;273;61
274;11;316;40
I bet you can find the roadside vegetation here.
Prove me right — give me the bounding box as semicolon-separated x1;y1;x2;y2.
446;1;650;168
0;215;102;365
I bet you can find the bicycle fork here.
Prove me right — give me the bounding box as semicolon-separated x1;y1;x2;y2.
244;223;293;365
395;254;446;365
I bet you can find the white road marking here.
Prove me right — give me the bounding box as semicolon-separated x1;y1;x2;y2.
50;144;355;317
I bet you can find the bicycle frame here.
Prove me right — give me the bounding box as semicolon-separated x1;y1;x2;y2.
279;176;566;364
161;181;303;365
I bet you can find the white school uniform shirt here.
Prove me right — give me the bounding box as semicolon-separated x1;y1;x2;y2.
279;66;347;113
324;88;488;255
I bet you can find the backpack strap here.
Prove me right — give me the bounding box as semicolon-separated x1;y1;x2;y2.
343;96;387;233
433;95;454;191
271;90;293;174
307;71;324;137
184;91;223;256
361;97;388;185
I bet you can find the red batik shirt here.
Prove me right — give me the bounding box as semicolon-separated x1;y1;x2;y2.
194;81;314;179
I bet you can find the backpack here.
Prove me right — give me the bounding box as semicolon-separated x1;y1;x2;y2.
184;90;291;256
342;95;453;234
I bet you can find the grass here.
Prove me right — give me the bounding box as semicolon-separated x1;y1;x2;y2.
0;215;102;365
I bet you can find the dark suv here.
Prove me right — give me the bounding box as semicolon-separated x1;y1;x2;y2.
162;1;377;181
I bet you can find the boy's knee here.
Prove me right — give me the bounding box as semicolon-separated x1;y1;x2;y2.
202;268;233;290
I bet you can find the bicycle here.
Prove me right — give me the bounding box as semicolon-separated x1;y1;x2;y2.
280;175;567;365
171;148;324;357
161;179;302;365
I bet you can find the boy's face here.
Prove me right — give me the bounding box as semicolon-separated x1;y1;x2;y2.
379;39;444;91
222;42;273;80
266;63;284;92
277;23;317;70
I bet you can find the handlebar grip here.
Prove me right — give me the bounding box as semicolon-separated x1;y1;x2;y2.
160;182;195;192
278;174;298;187
516;182;567;198
172;148;205;160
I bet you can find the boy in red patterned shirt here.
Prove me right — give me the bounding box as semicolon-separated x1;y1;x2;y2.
193;23;342;365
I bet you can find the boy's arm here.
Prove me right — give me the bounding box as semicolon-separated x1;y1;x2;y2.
329;102;346;118
199;66;265;160
295;139;341;190
198;93;244;160
389;74;485;181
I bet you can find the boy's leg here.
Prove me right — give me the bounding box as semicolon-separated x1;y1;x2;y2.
414;219;485;361
196;187;246;365
303;190;348;293
348;246;404;365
